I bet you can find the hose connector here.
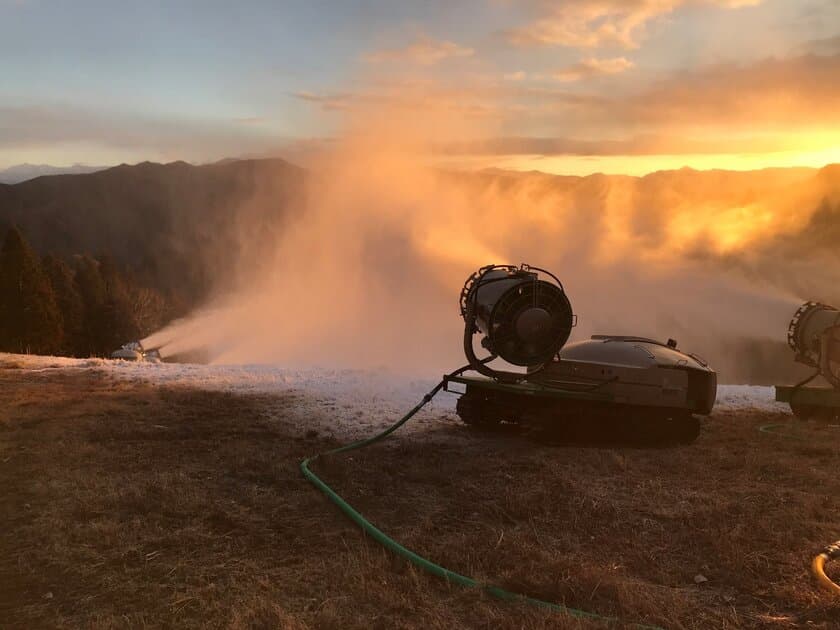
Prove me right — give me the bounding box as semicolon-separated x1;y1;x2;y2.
822;540;840;560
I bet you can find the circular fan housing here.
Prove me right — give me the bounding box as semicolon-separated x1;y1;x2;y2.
789;302;840;361
788;301;840;387
488;279;573;366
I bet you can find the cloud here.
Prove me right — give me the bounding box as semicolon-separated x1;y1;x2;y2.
475;53;840;134
617;53;840;127
292;87;499;118
291;51;840;157
799;34;840;56
0;104;293;162
553;56;634;81
363;36;474;66
291;91;356;111
506;0;762;49
441;134;791;156
232;117;267;126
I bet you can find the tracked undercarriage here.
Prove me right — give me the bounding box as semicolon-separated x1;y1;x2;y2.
447;335;715;445
454;384;700;445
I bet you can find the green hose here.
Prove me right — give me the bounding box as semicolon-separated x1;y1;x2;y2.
300;372;663;629
758;423;806;438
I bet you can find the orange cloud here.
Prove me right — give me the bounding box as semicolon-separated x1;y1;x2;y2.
506;0;762;49
291;50;840;172
363;36;474;66
553;56;635;82
616;53;840;127
473;53;840;135
442;134;790;156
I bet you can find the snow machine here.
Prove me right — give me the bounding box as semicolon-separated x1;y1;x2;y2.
444;264;717;444
775;301;840;422
110;341;161;363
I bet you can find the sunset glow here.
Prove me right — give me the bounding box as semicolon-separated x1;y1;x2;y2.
2;1;838;176
490;145;840;178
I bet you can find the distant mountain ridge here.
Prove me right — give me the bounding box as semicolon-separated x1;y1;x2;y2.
0;163;108;184
0;158;306;305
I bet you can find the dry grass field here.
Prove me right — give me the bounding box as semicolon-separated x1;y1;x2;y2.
1;363;839;629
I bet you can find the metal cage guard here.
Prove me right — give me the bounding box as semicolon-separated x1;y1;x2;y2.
460;263;569;383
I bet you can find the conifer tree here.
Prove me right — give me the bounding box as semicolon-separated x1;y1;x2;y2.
42;255;85;356
74;255;108;356
0;227;63;354
98;255;141;352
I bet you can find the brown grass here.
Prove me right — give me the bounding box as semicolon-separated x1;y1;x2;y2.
1;367;838;629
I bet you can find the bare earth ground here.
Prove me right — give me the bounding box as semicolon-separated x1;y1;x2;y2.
1;365;839;629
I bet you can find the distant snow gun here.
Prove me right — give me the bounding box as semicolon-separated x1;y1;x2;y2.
110;341;161;363
775;302;840;421
788;302;840;389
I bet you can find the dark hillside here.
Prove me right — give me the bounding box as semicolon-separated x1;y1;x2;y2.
0;159;305;304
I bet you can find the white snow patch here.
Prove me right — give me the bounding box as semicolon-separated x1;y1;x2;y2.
1;354;790;438
715;385;789;414
0;353;459;438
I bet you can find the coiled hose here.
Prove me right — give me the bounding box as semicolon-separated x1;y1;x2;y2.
300;366;663;629
813;542;840;596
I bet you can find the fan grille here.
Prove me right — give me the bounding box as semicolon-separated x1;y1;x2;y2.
489;279;573;366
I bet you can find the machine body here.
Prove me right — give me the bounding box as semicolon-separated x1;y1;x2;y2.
536;336;717;414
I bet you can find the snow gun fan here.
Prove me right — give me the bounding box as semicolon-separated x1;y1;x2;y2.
776;302;840;421
787;302;840;389
459;264;574;381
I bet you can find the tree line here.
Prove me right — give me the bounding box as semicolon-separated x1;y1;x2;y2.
0;226;172;357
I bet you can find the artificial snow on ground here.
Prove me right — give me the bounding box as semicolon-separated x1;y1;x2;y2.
1;353;790;438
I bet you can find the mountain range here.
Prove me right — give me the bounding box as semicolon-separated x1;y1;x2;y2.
0;163;108;185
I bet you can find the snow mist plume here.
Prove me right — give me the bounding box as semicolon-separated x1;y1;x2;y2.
143;86;826;381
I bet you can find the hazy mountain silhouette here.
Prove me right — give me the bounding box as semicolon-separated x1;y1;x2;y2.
0;163;108;185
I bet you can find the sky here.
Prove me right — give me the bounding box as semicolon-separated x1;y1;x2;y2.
1;0;839;175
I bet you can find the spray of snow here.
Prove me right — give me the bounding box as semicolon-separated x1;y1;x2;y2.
140;80;812;381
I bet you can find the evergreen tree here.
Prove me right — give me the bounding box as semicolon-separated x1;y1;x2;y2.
74;255;107;356
0;227;63;355
98;255;141;353
42;255;85;356
131;286;168;339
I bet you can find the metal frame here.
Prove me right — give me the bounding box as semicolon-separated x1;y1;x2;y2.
444;373;614;403
459;263;572;383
